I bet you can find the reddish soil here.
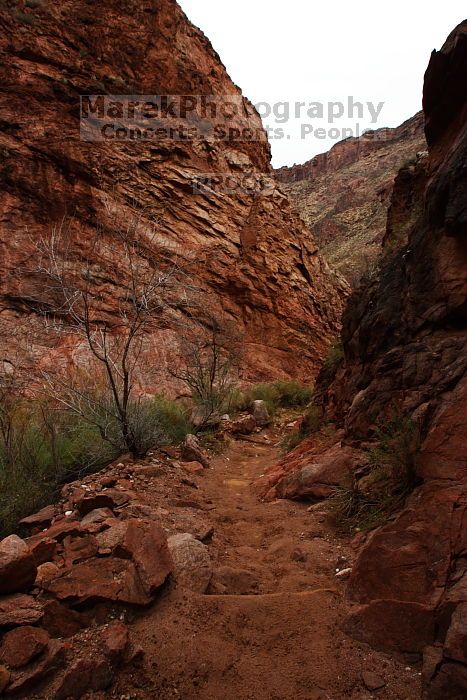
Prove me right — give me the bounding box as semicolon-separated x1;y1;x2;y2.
101;430;422;700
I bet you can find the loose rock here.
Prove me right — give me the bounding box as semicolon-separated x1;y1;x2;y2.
168;533;212;593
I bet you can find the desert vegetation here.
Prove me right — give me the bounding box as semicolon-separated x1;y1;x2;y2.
329;411;421;532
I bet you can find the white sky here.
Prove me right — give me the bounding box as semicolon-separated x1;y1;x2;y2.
177;0;466;167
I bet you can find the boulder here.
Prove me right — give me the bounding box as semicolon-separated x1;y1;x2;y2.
44;519;172;605
346;483;464;607
229;414;257;435
0;535;37;594
74;489;133;516
62;533;99;565
180;434;209;468
167;533;212;593
0;594;44;627
79;508;115;528
444;603;467;664
0;626;49;668
270;443;361;501
251;400;271;426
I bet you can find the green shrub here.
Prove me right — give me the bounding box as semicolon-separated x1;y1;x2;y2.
146;395;193;445
230;380;314;417
323;341;344;373
329;411;421;532
0;393;191;536
281;403;322;453
0;403;114;537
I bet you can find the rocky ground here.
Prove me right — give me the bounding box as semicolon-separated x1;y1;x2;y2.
0;413;422;699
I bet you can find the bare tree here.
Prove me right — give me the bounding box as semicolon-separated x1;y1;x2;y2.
35;201;189;458
169;304;242;428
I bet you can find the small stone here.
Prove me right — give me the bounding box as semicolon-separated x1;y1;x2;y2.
361;670;386;691
102;620;130;664
335;567;352;579
291;549;307;562
36;562;61;587
0;593;44;626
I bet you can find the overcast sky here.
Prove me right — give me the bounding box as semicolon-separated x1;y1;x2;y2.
177;0;466;167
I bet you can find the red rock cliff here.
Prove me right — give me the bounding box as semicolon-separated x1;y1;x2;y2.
321;21;467;698
0;0;346;387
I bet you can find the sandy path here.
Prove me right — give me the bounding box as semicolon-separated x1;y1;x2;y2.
113;431;422;700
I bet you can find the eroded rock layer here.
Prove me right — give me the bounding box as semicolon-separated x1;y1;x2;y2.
276;113;426;284
0;0;346;387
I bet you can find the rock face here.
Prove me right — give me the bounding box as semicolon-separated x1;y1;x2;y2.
317;21;467;696
0;0;346;387
257;440;366;502
276;113;426;284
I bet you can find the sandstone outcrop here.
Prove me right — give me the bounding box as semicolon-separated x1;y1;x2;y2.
316;21;467;697
276;113;426;283
0;0;346;389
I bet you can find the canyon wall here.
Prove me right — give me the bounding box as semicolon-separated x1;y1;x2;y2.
323;21;467;698
0;0;346;390
276;113;426;284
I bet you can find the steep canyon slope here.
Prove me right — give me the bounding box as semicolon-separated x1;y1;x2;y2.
321;21;467;699
0;0;346;388
276;113;426;284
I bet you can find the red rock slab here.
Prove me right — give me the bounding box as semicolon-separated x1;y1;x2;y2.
43;557;152;606
346;483;464;607
19;505;56;531
112;519;173;597
54;656;113;700
0;535;37;595
343;600;435;656
6;639;65;695
182;461;205;475
265;443;362;501
39;600;88;639
27;537;57;567
0;626;49;668
80;507;115;528
0;594;44;627
74;489;135;516
62;533;99;565
26;518;81;549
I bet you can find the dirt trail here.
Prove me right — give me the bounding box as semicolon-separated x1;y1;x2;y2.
114;430;422;700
